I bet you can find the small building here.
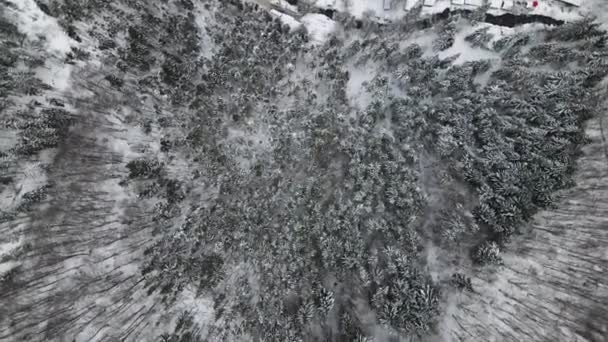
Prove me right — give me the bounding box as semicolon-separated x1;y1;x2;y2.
558;0;581;6
384;0;392;10
423;0;436;6
502;0;514;9
489;0;503;8
464;0;484;6
403;0;417;10
451;0;465;5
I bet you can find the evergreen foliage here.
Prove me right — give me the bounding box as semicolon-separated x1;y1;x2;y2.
434;18;457;51
472;241;502;265
17;185;52;212
14;1;607;340
125;158;164;179
451;273;474;292
133;11;607;340
465;26;493;49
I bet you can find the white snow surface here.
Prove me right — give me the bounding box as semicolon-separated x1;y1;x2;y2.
346;63;377;109
0;239;21;258
5;0;72;55
0;261;18;277
0;239;22;278
36;64;74;93
0;129;19;151
584;0;608;29
464;0;483;6
301;13;337;43
315;0;341;9
7;0;74;92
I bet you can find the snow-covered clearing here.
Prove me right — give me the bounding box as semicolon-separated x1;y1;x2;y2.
0;129;18;151
584;0;608;29
222;126;273;171
301;13;337;43
193;2;217;59
5;0;71;55
36;64;74;93
6;0;74;92
346;63;378;109
0;239;21;259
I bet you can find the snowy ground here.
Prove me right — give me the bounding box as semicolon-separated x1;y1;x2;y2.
586;0;608;29
0;0;75;281
430;104;608;342
5;0;74;91
0;1;212;340
301;13;338;43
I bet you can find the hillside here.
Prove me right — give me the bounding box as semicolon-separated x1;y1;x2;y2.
0;0;607;341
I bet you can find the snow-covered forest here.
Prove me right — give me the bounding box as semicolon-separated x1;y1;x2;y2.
0;0;607;341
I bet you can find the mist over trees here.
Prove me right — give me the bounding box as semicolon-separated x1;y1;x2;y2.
1;0;607;341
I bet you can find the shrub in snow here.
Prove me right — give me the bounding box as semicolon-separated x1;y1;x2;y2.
433;20;457;51
13;108;74;156
17;185;51;212
125;158;164;179
451;273;474;292
472;241;503;265
465;26;494;49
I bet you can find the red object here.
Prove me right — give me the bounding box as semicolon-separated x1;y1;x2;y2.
532;0;539;7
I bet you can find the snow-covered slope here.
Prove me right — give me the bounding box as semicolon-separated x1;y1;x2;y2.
1;0;607;341
301;13;337;43
432;105;608;342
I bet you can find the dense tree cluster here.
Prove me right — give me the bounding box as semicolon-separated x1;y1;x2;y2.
471;240;502;265
3;0;607;341
122;4;608;340
433;18;457;51
111;3;606;341
12;108;74;156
